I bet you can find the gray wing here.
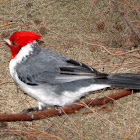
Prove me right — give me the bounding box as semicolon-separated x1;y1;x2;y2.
16;49;107;85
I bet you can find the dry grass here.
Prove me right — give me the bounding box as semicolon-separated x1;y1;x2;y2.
0;0;140;139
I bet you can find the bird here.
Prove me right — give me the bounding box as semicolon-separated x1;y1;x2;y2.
4;31;140;113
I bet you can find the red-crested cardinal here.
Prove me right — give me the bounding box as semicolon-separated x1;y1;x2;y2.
4;31;140;112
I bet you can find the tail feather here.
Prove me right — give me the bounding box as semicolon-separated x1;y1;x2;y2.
107;73;140;89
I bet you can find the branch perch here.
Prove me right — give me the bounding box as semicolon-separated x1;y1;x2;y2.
0;89;136;122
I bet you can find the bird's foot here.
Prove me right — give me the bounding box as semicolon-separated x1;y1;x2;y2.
21;107;39;120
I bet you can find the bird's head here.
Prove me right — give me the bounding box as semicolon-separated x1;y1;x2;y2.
4;31;42;60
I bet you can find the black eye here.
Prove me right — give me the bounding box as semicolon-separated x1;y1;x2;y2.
12;41;21;48
12;41;17;46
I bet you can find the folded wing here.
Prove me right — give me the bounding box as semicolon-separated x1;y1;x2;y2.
16;50;107;85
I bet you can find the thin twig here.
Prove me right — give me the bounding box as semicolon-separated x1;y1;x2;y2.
0;21;15;28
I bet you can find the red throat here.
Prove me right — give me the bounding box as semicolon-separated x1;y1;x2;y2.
9;31;42;60
10;45;21;60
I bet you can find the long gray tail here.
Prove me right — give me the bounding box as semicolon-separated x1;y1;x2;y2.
107;73;140;89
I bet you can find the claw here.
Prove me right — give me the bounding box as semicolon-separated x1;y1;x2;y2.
27;113;34;120
21;108;38;121
54;105;62;116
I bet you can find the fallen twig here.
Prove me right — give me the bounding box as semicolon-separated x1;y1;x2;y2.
0;21;15;28
0;89;136;122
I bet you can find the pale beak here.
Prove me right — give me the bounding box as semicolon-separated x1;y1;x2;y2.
4;38;11;46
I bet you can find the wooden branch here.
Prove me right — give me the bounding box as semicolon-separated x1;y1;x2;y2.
0;89;135;122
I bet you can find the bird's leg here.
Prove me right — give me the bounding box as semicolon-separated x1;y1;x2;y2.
38;102;46;111
22;101;46;113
